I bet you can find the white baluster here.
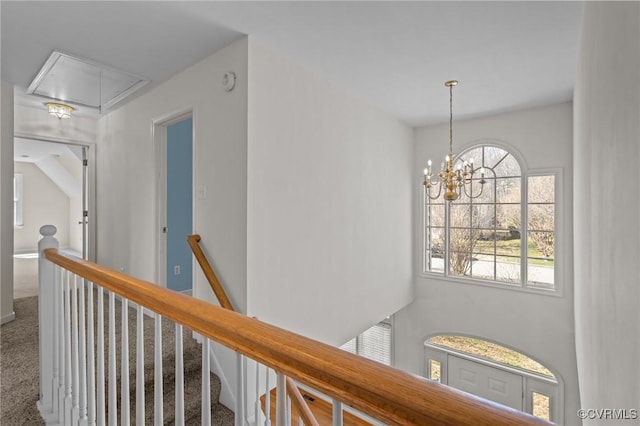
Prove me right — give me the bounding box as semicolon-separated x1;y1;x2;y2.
275;373;286;426
58;267;66;421
64;270;73;421
79;277;88;425
201;338;211;425
96;287;106;425
136;304;145;426
287;394;291;426
236;353;246;426
175;324;185;426
121;298;130;426
264;368;271;426
51;265;60;419
87;281;96;426
38;224;58;417
72;274;80;423
108;291;117;426
254;362;260;426
154;314;163;426
332;399;343;426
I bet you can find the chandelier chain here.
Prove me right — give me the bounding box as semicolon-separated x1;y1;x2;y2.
449;82;453;155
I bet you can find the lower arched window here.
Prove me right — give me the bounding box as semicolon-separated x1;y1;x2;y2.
424;335;561;423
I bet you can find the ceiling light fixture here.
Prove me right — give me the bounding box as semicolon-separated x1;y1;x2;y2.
423;80;485;201
45;102;74;119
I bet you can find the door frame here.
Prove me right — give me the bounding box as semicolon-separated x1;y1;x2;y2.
424;342;561;423
13;133;96;261
152;107;194;288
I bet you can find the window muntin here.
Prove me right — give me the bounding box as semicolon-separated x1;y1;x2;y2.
424;144;557;291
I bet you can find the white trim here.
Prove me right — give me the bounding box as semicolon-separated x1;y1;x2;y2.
0;311;15;324
424;341;563;423
152;107;195;290
12;135;96;261
421;142;562;296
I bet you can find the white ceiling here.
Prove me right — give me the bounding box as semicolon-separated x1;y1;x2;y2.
1;1;583;126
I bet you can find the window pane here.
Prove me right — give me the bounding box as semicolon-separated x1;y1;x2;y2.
496;204;521;231
427;251;445;273
450;204;472;228
496;237;521;258
493;153;521;178
528;231;554;260
496;178;521;203
429;360;442;383
475;235;496;256
528;232;554;288
532;392;550;421
426;204;445;227
475;177;495;204
528;204;554;231
473;204;495;229
449;250;474;277
459;147;483;166
469;254;495;280
496;255;521;284
483;146;510;169
528;175;555;203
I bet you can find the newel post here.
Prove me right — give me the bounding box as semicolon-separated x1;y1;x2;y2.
38;225;58;418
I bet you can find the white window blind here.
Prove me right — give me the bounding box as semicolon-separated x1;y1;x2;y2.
340;318;391;365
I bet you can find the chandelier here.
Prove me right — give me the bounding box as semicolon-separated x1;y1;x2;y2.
45;102;74;119
423;80;485;201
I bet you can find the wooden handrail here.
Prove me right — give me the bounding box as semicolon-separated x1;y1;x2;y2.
186;234;234;311
44;248;546;425
187;234;318;424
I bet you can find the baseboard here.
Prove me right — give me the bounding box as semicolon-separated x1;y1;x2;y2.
1;311;15;324
178;288;192;297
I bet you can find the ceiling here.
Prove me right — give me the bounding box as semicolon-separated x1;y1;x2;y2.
1;1;583;126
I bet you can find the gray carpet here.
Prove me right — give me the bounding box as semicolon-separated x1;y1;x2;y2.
1;294;234;425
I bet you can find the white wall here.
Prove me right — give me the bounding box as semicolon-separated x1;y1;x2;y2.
1;81;15;323
13;162;70;252
396;102;579;424
96;37;249;408
574;2;640;416
96;37;248;311
247;39;414;345
14;104;96;145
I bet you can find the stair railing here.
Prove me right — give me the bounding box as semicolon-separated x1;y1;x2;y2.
187;234;319;426
37;225;547;426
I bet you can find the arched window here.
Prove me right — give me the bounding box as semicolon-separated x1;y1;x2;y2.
424;144;557;290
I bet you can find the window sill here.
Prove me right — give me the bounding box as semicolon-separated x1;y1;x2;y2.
419;271;562;297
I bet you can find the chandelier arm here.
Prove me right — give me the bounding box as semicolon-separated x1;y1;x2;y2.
463;181;485;200
425;181;444;200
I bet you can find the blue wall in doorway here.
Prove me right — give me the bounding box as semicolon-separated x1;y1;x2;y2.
166;118;193;292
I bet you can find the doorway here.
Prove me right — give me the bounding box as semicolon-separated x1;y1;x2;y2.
155;113;193;293
13;138;91;298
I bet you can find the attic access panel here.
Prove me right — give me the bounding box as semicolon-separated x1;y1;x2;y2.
27;51;149;112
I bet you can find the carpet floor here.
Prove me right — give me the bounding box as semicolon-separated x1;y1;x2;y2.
1;295;234;425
